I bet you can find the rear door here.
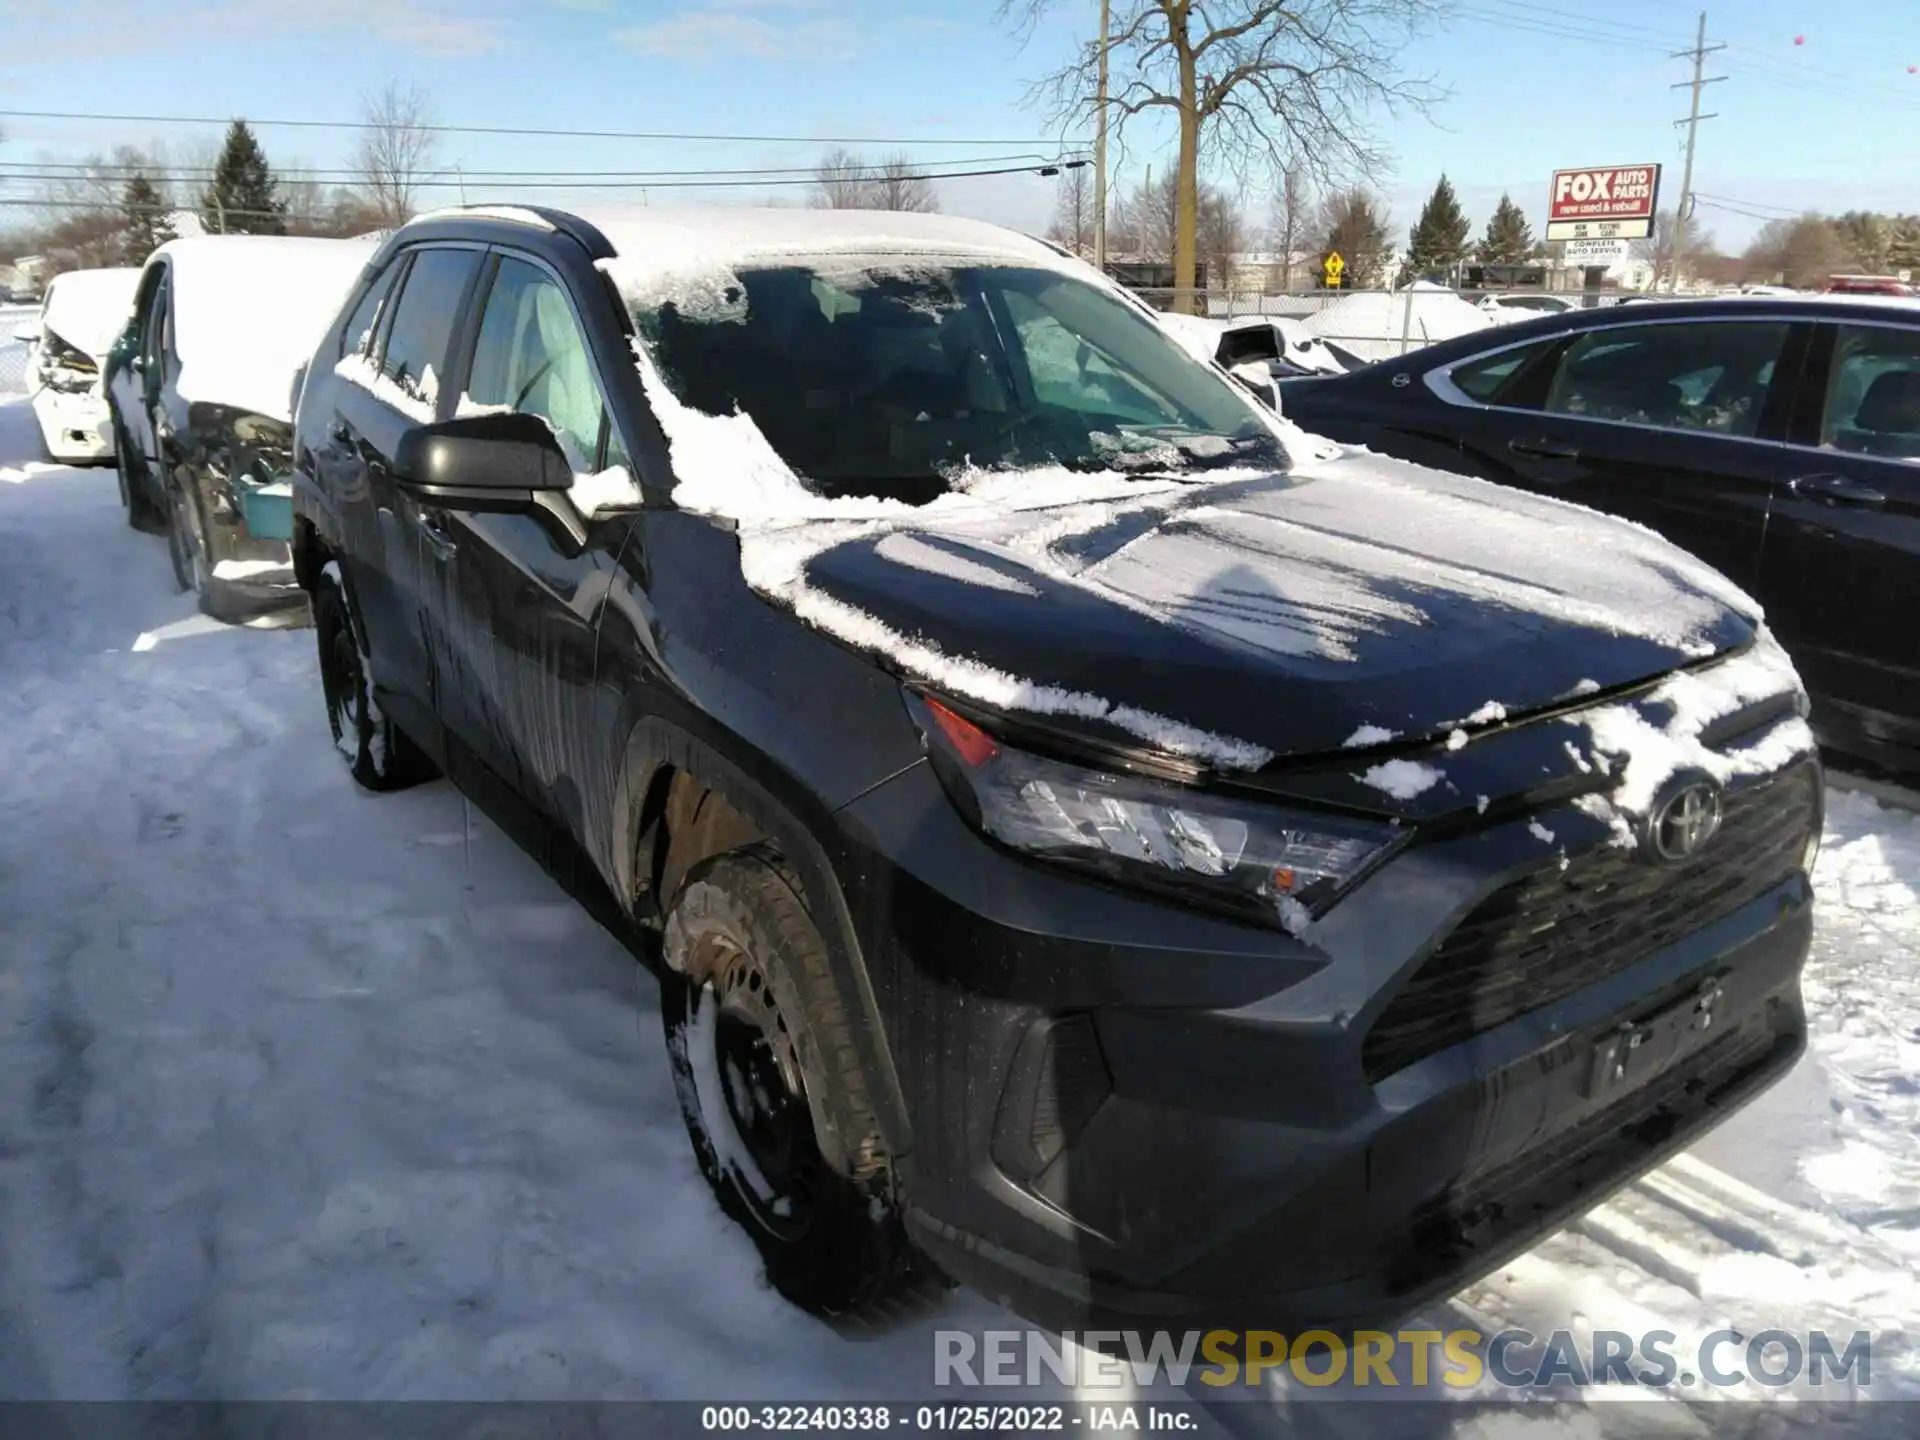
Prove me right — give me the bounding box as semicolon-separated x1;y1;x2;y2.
430;248;637;838
1443;315;1802;591
1760;317;1920;755
327;244;485;744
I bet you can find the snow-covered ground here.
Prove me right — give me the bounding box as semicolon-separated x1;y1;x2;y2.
1;393;1915;1427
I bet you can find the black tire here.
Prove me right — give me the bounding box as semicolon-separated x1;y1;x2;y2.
164;477;205;595
661;850;917;1317
312;561;438;791
115;423;161;532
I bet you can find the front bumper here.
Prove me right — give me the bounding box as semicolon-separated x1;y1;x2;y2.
32;390;113;462
833;756;1815;1333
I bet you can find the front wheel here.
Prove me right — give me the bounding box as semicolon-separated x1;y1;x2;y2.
164;478;206;594
312;561;437;791
661;850;920;1317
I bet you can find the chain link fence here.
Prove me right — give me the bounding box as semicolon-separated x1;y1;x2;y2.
0;305;36;395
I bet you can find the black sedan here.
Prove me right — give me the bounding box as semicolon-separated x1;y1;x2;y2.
1280;296;1920;772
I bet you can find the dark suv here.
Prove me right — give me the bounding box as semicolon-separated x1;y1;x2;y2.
290;205;1821;1331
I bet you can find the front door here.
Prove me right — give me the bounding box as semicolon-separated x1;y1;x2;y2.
432;250;637;845
1762;318;1920;757
1450;316;1799;592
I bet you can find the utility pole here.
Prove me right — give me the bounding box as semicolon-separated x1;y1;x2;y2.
1093;0;1110;273
1668;10;1725;292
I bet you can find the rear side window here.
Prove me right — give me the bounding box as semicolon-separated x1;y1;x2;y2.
378;247;481;409
1447;339;1555;404
1544;321;1789;438
338;259;402;361
1821;323;1920;461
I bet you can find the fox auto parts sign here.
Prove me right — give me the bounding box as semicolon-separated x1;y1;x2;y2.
1546;164;1661;241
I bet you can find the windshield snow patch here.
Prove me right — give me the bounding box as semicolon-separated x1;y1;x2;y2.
1358;759;1445;800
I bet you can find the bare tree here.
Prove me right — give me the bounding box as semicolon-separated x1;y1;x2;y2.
1198;190;1247;294
1633;209;1715;291
1269;161;1310;289
868;152;939;213
1314;186;1393;287
812;148;872;209
1745;215;1851;290
356;81;440;225
1047;162;1094;255
1005;0;1444;311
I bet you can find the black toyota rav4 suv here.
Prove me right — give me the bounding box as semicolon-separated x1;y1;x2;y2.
290;204;1821;1332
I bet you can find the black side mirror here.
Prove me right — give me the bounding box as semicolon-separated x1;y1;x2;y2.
393;411;575;497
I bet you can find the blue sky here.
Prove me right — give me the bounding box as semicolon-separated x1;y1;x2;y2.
4;0;1916;251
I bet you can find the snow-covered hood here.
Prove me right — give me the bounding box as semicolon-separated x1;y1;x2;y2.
38;267;140;363
788;450;1763;765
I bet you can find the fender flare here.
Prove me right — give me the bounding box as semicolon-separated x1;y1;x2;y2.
610;716;914;1162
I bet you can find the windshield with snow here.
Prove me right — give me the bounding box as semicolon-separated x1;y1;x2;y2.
633;262;1283;504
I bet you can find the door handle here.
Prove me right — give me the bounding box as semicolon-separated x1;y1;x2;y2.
1508;438;1581;462
1789;473;1885;508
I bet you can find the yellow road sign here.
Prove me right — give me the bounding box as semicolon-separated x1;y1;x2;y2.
1323;251;1345;286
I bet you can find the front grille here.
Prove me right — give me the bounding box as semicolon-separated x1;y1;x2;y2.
1362;763;1817;1083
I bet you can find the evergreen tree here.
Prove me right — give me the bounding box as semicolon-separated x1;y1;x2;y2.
200;120;286;235
1401;174;1471;284
120;172;176;264
1476;192;1534;265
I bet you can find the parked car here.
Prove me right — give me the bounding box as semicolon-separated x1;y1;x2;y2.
1279;295;1920;773
1825;275;1916;298
1477;292;1581;323
17;266;140;463
106;234;377;619
291;205;1819;1332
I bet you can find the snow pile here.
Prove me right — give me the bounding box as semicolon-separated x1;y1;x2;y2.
1303;282;1494;362
160;235;378;423
36;267;141;363
1797;790;1920;1228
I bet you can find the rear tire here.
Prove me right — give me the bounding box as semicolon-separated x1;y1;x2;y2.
312;561;437;791
661;850;918;1317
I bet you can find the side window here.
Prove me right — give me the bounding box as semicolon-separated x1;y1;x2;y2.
1544;321;1789;438
464;256;613;471
339;258;403;361
141;273;170;370
379;247;481;410
1821;324;1920;461
1447;339;1556;404
1002;286;1173;425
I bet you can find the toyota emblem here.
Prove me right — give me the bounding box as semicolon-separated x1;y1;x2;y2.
1644;778;1723;864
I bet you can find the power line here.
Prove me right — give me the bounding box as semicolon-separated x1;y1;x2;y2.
0;107;1074;148
0;158;1087;212
0;152;1079;183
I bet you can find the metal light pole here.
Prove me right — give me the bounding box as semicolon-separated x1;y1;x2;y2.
1093;0;1110;272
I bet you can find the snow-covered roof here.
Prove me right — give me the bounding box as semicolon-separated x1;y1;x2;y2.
39;266;141;363
577;205;1073;316
151;234;377;424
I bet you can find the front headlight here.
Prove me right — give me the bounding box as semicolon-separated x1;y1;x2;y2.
906;691;1402;933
